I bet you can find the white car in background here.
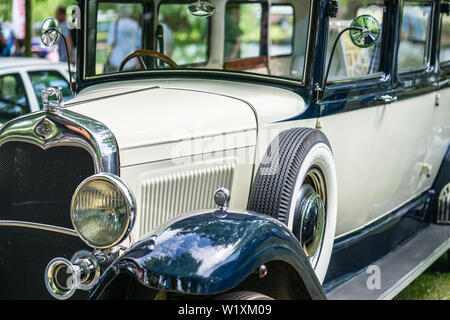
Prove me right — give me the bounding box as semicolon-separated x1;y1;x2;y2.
0;58;72;125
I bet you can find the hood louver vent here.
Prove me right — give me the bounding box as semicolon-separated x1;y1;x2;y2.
137;161;236;238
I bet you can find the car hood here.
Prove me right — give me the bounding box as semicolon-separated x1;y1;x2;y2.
67;84;258;167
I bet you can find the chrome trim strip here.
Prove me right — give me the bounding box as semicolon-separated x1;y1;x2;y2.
379;235;450;300
0;220;78;237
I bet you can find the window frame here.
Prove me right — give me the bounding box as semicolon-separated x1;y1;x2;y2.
268;3;296;59
397;0;435;75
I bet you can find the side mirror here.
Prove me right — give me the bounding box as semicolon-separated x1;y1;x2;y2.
349;15;381;48
40;17;75;94
187;0;216;18
315;14;381;105
41;17;60;47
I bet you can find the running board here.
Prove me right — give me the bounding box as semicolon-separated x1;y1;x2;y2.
326;224;450;300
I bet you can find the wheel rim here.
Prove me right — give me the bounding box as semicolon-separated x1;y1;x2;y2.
293;167;327;268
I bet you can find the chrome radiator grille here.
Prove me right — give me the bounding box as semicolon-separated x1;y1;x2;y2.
437;183;450;224
138;162;236;237
0;141;95;228
0;141;94;299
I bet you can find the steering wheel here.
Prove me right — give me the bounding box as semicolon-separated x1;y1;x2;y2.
119;49;179;71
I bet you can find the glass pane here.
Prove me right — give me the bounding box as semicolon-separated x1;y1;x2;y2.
0;74;29;123
96;3;143;74
159;4;209;66
269;5;294;56
440;7;450;63
398;1;432;69
225;3;262;60
85;0;310;81
28;71;74;109
327;1;385;81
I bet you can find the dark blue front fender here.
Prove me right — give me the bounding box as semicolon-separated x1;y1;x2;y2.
90;210;326;300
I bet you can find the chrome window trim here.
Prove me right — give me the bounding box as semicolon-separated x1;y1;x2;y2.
0;220;78;237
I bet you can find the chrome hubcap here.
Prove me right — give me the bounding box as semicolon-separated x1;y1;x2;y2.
293;168;326;267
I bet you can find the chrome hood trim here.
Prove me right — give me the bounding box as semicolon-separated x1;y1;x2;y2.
0;109;120;175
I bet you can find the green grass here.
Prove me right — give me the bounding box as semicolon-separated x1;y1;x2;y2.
395;251;450;300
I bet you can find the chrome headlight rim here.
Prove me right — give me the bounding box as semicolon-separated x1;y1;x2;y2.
70;173;136;250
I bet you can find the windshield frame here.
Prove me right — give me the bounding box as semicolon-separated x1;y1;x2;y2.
77;0;313;91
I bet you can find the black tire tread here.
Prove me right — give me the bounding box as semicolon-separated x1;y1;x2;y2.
248;128;331;224
216;291;274;300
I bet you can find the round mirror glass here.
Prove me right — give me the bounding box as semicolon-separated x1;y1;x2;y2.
349;15;381;48
187;0;216;17
41;17;59;47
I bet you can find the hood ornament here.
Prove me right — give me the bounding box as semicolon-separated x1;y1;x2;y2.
42;86;64;113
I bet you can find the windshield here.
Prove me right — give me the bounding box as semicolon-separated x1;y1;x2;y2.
84;0;311;82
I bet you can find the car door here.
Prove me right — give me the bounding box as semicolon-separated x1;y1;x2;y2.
319;0;394;237
439;0;450;111
320;0;443;237
387;0;445;219
426;0;450;188
0;73;31;126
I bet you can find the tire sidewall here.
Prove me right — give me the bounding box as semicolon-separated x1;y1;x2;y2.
287;142;337;284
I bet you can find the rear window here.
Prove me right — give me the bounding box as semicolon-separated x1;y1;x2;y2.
269;5;295;57
225;3;262;61
159;3;209;66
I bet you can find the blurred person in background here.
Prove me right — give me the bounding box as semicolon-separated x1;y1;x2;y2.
0;24;8;57
12;38;25;57
105;4;142;72
55;6;74;63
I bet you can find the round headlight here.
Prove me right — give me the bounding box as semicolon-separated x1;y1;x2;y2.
71;174;136;249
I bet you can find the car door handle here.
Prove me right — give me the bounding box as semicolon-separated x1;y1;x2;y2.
376;95;397;104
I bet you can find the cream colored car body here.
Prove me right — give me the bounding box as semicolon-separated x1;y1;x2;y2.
67;78;450;241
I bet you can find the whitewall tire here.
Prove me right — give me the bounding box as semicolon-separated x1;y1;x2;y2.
248;128;337;283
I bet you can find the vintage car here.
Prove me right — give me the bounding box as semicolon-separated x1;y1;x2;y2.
0;0;449;300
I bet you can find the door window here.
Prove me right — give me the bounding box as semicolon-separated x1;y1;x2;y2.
28;70;73;109
326;0;386;81
0;74;30;123
398;1;433;70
